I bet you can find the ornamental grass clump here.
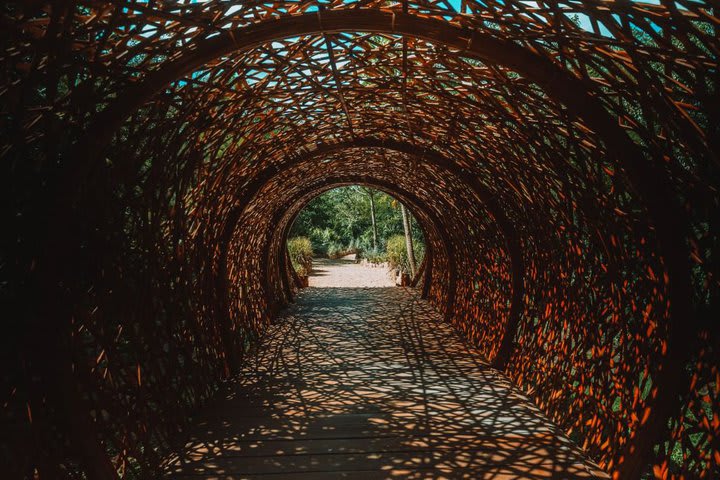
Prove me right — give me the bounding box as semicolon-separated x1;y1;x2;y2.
287;237;313;276
386;235;424;275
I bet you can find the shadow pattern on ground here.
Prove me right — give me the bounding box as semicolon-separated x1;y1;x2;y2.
165;288;607;479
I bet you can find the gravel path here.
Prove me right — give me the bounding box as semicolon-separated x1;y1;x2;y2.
308;256;396;288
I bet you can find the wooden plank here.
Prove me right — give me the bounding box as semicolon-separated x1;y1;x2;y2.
166;287;608;479
168;449;601;476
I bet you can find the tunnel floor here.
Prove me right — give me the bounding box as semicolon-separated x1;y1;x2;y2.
165;284;608;479
308;257;396;288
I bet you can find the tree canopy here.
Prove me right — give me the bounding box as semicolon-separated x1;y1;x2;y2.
289;186;424;258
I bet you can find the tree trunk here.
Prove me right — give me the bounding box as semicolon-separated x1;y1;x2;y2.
368;189;378;251
400;204;416;277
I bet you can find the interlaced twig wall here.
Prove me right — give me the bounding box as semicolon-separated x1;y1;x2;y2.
1;1;718;479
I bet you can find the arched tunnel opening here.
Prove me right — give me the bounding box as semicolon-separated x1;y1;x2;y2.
2;2;718;479
283;184;428;288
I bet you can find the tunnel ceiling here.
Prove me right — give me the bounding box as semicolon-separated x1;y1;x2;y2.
2;1;719;479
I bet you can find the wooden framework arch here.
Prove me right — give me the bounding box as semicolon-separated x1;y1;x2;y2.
2;1;718;479
268;177;448;302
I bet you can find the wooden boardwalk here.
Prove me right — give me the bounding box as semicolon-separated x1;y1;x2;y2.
166;285;607;479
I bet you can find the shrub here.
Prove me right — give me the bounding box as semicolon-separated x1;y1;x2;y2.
364;249;386;264
287;237;313;276
326;242;345;259
385;235;406;273
307;227;338;257
327;243;365;260
385;235;425;274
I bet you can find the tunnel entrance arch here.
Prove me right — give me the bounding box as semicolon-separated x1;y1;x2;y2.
280;184;430;288
246;173;461;325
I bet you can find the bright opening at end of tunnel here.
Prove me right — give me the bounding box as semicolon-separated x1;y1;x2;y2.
287;186;426;288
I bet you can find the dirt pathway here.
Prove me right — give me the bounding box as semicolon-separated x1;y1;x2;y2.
308;256;395;288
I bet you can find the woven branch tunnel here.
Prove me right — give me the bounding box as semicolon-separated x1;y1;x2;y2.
2;1;719;478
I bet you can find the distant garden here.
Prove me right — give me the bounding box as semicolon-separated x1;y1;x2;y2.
287;186;425;276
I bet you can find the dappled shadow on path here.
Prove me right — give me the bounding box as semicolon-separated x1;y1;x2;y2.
165;288;607;479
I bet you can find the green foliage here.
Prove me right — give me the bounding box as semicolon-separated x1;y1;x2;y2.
326;243;346;259
385;235;425;275
287;237;313;276
362;249;387;264
290;186;425;256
